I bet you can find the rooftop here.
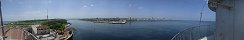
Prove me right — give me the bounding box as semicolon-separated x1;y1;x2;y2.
0;27;25;40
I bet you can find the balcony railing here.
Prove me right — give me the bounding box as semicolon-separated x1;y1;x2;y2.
171;25;215;40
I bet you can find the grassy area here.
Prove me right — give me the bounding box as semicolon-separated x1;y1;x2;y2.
5;19;48;27
41;19;68;31
5;19;69;31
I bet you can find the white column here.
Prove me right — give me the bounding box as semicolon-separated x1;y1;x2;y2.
234;0;244;40
215;0;235;40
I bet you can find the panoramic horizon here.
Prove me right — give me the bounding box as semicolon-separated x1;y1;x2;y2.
2;0;244;40
2;0;215;21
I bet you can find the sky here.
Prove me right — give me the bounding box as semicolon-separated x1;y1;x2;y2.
1;0;215;21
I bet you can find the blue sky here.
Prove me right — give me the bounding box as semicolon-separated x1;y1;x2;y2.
1;0;215;21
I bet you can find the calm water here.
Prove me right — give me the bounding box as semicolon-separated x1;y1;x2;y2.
68;20;215;40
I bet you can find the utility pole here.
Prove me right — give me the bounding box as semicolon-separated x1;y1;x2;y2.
0;0;5;40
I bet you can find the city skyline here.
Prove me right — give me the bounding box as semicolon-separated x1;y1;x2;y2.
2;0;215;21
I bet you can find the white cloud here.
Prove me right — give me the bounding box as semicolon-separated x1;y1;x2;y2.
82;4;94;8
90;4;94;7
83;5;88;7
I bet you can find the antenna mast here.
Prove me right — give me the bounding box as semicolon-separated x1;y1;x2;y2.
46;8;49;20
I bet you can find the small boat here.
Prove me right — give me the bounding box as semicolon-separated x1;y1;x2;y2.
109;20;127;24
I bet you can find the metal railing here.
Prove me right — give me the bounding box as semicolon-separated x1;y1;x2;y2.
171;25;215;40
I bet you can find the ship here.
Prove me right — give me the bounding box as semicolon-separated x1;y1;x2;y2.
109;20;127;24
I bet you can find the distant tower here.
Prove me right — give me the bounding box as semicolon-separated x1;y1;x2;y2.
46;9;49;20
47;13;48;20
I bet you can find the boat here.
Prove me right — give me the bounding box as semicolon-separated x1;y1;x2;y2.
109;20;127;24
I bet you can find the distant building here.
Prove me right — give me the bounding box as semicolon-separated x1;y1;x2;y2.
36;26;50;35
31;25;50;35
